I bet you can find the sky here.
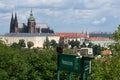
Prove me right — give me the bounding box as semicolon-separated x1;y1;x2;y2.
0;0;120;34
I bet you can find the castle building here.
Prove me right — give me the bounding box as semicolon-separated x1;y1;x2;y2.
10;10;54;33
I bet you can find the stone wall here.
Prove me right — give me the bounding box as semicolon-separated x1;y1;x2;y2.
3;36;60;48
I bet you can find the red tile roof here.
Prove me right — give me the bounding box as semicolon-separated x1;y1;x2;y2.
88;37;110;41
101;50;112;55
53;32;87;38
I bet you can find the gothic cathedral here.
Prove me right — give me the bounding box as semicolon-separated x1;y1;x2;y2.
10;10;54;33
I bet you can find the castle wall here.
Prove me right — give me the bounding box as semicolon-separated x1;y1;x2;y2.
4;36;60;48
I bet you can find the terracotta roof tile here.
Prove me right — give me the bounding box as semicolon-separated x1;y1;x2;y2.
53;32;87;38
101;50;112;55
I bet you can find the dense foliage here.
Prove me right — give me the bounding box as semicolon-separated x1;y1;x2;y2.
0;43;57;80
0;42;120;80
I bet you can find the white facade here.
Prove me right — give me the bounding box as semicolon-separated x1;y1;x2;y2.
64;37;86;45
89;39;114;48
1;34;60;48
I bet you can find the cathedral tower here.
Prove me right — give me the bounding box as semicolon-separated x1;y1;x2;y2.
14;13;18;33
27;10;36;33
10;12;18;33
10;13;14;33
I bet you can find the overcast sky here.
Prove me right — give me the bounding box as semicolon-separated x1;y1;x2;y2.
0;0;120;33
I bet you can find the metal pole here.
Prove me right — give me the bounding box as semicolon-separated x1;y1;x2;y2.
68;72;72;80
57;70;60;80
81;57;86;80
57;52;60;80
81;71;86;80
89;60;91;73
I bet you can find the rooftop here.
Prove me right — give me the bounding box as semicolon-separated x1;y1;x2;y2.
101;50;112;55
54;32;88;38
4;33;54;37
88;37;110;41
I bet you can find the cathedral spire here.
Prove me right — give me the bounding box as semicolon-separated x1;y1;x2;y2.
11;12;14;20
10;12;14;33
30;9;33;16
15;12;18;22
28;9;35;21
14;12;18;33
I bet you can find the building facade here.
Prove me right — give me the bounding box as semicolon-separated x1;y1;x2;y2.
10;10;54;33
88;37;114;48
3;33;60;48
54;32;89;45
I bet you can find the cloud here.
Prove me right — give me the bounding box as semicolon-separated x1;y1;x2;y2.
0;0;120;33
16;0;66;8
92;20;100;25
83;0;113;9
92;17;107;25
38;9;62;17
0;2;5;9
0;13;11;20
101;17;106;23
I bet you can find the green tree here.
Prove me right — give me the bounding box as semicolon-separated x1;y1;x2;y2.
81;42;86;48
43;37;50;49
88;53;120;80
88;42;94;48
74;40;80;48
69;40;75;48
93;45;101;55
58;37;65;48
10;42;20;48
50;39;57;48
27;41;34;48
111;25;120;42
1;41;120;79
18;39;26;48
69;40;80;48
109;25;120;52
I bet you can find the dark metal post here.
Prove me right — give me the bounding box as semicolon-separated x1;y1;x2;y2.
81;57;86;80
81;71;86;80
68;72;72;80
57;70;60;80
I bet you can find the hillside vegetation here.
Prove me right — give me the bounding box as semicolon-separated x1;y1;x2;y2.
0;25;120;80
0;42;120;80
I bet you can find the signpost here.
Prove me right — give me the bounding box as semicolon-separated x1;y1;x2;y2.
58;53;81;73
56;47;94;80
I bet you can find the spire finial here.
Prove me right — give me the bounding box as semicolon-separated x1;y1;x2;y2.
11;12;13;18
30;8;33;16
15;12;18;21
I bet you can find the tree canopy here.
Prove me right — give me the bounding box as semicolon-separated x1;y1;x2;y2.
111;25;120;42
27;41;34;48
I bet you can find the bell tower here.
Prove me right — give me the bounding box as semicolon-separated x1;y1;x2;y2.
27;10;36;33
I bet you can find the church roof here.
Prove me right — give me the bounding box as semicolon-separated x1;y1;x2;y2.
54;32;87;38
4;33;53;37
36;23;48;28
28;10;35;21
28;16;35;21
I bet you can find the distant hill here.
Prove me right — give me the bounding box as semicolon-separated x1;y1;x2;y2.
89;32;113;37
